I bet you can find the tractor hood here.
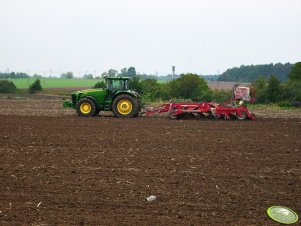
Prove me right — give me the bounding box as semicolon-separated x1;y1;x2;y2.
72;88;106;95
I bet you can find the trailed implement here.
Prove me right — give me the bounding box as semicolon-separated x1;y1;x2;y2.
146;84;256;120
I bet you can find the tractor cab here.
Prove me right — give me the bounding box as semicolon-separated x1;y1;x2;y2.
106;77;130;92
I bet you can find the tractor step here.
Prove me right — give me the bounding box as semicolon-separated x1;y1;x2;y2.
104;101;111;111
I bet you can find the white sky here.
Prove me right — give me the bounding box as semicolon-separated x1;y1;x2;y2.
0;0;300;77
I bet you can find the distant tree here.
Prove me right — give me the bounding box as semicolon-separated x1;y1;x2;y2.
129;77;167;100
200;75;219;81
218;63;293;82
0;72;29;79
101;72;108;78
168;73;212;101
288;62;301;81
252;76;268;103
127;67;136;77
0;80;17;93
93;81;106;89
211;89;231;102
286;62;301;101
253;76;267;90
129;76;142;93
265;75;282;102
83;74;93;79
60;72;73;79
120;68;128;77
141;79;165;100
108;69;118;77
28;79;42;94
33;74;42;78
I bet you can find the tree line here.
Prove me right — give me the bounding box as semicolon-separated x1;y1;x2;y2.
1;63;294;83
218;63;293;82
1;63;300;106
0;72;29;79
60;67;137;79
252;62;301;105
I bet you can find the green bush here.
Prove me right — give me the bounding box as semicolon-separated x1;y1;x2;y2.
265;75;282;103
277;101;291;108
141;79;167;101
0;80;17;93
288;62;301;81
129;76;143;93
167;74;212;101
211;89;231;102
93;81;106;89
28;79;42;94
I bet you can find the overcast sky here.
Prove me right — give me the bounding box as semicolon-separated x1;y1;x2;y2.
0;0;300;77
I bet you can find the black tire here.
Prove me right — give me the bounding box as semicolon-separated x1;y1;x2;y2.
133;98;142;117
76;98;96;117
93;108;101;116
168;110;179;120
236;111;247;120
112;94;140;118
208;111;217;119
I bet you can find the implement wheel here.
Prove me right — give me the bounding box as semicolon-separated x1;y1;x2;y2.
168;108;179;120
236;111;247;120
112;94;140;118
76;98;96;117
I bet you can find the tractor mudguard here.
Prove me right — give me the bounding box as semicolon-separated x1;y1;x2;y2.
84;96;101;109
114;90;140;98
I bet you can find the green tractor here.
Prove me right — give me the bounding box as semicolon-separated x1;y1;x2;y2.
63;77;141;118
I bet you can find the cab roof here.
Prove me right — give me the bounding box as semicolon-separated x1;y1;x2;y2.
105;76;130;80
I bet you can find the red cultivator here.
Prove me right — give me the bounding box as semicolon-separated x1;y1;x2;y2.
146;101;255;120
146;84;256;120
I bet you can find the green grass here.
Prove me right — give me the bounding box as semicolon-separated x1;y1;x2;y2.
4;78;168;89
6;78;101;89
157;80;168;84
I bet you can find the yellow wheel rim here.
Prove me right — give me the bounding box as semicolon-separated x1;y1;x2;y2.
117;99;132;115
80;102;91;114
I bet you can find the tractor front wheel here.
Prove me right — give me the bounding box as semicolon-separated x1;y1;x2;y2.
112;94;140;118
76;98;96;117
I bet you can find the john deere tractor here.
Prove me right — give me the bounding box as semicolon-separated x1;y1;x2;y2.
63;77;141;117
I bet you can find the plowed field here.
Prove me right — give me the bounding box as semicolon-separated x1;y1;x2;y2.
0;97;300;225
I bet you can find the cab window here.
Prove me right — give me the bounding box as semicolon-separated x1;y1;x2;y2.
108;80;127;91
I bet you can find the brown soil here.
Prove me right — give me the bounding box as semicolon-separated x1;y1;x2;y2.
0;100;301;225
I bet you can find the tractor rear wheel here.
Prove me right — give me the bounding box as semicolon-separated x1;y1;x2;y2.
76;98;96;117
236;111;247;120
112;94;140;118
